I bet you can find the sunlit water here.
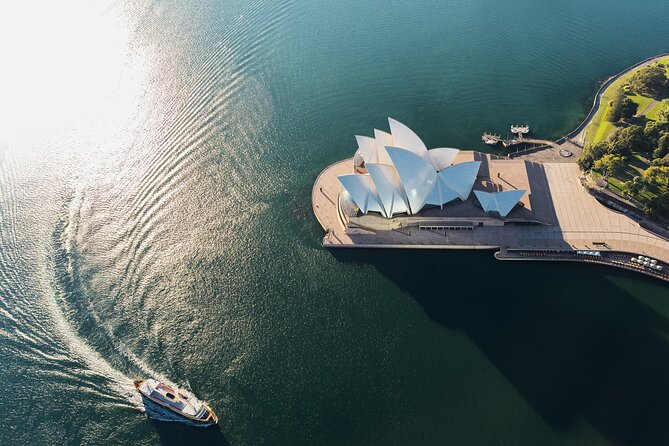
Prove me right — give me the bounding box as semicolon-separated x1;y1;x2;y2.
2;1;669;445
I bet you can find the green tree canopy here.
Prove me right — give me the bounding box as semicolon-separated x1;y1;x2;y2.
644;166;669;184
644;120;669;147
577;141;609;171
653;153;669;166
645;190;669;219
628;65;668;96
605;88;626;122
653;134;669;160
658;99;669;122
621;97;638;119
593;153;624;176
623;176;644;198
609;125;647;155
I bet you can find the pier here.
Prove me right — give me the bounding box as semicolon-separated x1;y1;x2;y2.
482;133;501;145
482;124;538;148
510;125;529;136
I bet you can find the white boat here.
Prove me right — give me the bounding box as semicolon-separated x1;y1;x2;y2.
135;379;218;426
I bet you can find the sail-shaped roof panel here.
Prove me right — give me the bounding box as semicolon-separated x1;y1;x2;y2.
439;161;481;201
426;175;460;206
428;148;460;171
366;163;409;216
355;135;378;164
388;118;429;160
338;174;385;215
374;129;394;165
495;190;527;217
474;190;526;217
385;147;436;214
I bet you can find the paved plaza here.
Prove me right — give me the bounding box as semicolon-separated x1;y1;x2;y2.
312;155;669;266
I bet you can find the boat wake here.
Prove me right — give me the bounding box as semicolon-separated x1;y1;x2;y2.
49;189;180;411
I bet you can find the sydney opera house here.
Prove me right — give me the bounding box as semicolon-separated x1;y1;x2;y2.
336;118;533;230
313;117;669;282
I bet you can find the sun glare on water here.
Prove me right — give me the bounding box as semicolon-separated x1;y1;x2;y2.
0;1;146;152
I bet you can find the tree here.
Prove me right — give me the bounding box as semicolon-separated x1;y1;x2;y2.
609;125;647;155
577;141;609;171
644;120;669;147
653;153;669;166
605;88;626;122
645;190;669;220
623;176;644;198
628;65;668;96
621;97;638;119
644;166;669;185
658;99;669;122
593;154;624;176
653;134;669;160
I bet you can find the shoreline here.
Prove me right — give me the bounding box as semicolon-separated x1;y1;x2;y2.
563;52;669;146
311;53;669;284
507;52;669;160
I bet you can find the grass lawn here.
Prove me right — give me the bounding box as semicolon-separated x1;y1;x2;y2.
592;152;666;204
630;92;655;114
645;101;666;121
585;56;669;145
584;56;669;215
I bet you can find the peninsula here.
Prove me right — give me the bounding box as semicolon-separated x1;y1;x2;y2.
312;54;669;283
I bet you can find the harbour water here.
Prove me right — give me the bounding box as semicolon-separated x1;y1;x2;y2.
2;1;669;444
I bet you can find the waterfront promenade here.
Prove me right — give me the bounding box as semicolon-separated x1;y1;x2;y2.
311;53;669;282
312;158;669;281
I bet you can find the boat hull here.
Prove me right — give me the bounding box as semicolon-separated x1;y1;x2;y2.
134;380;218;427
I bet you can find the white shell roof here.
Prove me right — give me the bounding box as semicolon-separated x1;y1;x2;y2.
385;146;436;214
355;119;458;170
388;117;430;161
474;190;527;217
341;118;476;217
366;163;410;217
338;174;384;214
355;135;378;163
427;148;460;171
373;129;394;165
426;161;481;206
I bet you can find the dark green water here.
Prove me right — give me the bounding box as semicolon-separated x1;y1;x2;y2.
2;1;669;445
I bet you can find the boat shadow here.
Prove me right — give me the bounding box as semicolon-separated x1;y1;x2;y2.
142;398;228;445
332;248;669;446
148;419;229;446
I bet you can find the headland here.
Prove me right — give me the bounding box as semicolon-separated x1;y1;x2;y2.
312;54;669;283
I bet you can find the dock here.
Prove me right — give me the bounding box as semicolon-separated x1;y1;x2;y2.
482;133;502;145
511;125;530;136
483;124;532;147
